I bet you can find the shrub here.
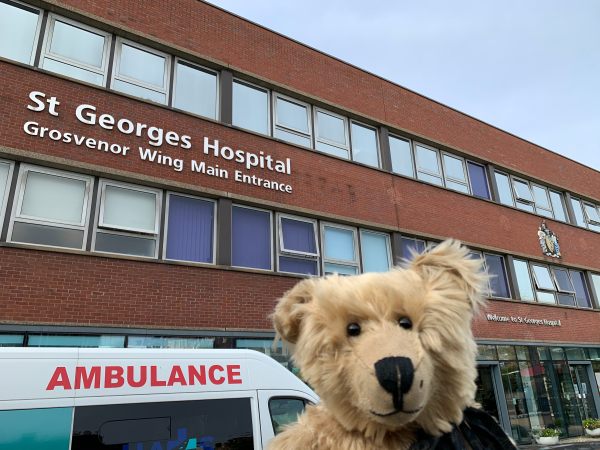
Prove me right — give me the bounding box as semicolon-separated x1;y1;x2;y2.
583;418;600;430
533;428;561;438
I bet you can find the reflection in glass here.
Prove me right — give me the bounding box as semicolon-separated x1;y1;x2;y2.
118;43;166;88
532;265;555;290
494;172;514;206
351;123;379;167
316;111;347;146
513;259;535;301
389;136;414;177
360;231;390;273
477;345;498;361
42;59;105;85
173;62;217;119
49;20;105;67
276;97;309;133
324;226;355;262
0;2;40;64
103;185;157;232
549;191;566;222
232;81;269;135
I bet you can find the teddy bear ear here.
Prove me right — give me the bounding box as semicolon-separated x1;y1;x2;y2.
272;278;316;344
409;239;488;310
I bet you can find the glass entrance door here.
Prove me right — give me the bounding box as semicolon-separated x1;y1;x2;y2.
570;364;598;422
476;366;500;422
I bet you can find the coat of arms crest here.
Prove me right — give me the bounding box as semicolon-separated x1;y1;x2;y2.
538;220;561;258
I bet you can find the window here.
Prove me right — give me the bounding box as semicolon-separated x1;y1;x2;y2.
93;180;161;258
0;0;41;64
0;160;14;231
71;399;254;450
40;15;110;86
127;336;214;349
399;237;426;261
568;270;592;308
0;408;72;449
552;267;576;306
441;153;469;193
350;122;379;167
415;144;442;186
269;398;306;435
277;214;319;275
173;59;218;119
314;108;349;159
112;38;170;104
494;170;567;220
232;80;270;135
467;161;490;199
28;334;125;347
0;334;24;347
531;264;556;304
389;135;414;177
360;230;391;273
321;223;359;275
9;165;93;249
483;253;510;298
591;274;600;308
164;193;215;264
232;205;272;270
513;259;535;301
570;197;600;231
274;94;311;147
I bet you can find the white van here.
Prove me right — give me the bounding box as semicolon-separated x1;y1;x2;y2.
0;348;317;450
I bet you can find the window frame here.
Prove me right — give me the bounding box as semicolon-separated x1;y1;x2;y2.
582;201;600;226
359;229;392;272
273;93;312;146
111;37;171;103
0;159;15;234
92;179;162;259
530;263;557;304
548;189;568;222
40;14;112;86
320;222;360;275
0;0;43;65
350;120;380;168
482;252;511;299
511;176;535;206
172;57;219;120
551;267;575;294
530;183;554;217
162;191;217;265
466;160;491;199
414;143;443;185
11;164;93;228
232;78;272;136
8;164;94;250
388;134;415;178
313;107;350;157
276;213;320;276
441;152;470;193
512;258;537;302
231;203;274;271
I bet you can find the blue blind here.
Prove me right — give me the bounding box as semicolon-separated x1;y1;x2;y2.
281;218;316;254
279;256;318;275
484;254;510;298
361;231;390;273
232;206;271;269
400;238;425;260
166;195;214;263
570;270;591;308
467;162;490;199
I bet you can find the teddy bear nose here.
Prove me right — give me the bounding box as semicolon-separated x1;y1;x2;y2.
374;356;415;411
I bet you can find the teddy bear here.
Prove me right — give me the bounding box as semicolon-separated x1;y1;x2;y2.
268;240;516;450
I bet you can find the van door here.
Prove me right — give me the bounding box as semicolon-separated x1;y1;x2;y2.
257;390;316;448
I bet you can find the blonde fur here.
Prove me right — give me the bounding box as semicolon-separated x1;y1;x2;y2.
269;240;487;450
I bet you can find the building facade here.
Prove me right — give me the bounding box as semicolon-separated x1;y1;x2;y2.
0;0;599;444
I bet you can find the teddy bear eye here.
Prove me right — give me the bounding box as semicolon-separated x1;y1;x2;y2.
347;323;361;337
398;317;413;330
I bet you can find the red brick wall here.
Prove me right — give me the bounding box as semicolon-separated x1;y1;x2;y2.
2;63;599;269
43;0;600;201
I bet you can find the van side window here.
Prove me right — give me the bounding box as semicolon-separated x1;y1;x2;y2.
268;397;307;435
71;398;254;449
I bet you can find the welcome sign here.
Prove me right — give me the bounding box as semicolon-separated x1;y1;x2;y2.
22;91;294;193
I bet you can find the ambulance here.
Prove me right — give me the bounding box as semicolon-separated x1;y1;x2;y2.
0;348;317;449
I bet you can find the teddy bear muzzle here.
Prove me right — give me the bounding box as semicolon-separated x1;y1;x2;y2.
374;356;415;413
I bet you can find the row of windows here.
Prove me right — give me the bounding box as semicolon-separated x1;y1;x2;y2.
1;158;599;309
3;0;600;232
0;160;392;276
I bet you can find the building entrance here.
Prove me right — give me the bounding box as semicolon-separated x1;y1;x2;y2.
475;364;512;438
570;364;598;423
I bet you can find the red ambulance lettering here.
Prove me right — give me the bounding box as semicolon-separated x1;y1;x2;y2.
127;365;147;388
227;364;242;384
75;366;101;389
150;365;166;387
167;365;187;386
46;366;72;390
208;365;225;384
105;366;125;388
46;363;243;390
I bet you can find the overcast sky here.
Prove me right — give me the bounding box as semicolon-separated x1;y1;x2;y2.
207;0;600;173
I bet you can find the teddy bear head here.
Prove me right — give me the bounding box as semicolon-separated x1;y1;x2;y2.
272;240;487;441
